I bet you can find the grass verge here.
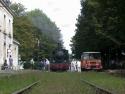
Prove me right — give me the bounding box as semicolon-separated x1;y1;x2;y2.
81;72;125;94
0;71;39;94
0;71;125;94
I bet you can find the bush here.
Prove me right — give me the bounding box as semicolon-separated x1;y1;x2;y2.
23;61;32;69
33;61;43;70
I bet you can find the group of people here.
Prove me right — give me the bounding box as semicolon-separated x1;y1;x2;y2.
70;60;81;72
40;58;50;71
2;55;13;70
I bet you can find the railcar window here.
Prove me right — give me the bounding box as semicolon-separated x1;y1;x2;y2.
81;53;101;60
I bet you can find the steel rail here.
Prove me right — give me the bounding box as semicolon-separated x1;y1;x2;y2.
12;80;40;94
81;79;116;94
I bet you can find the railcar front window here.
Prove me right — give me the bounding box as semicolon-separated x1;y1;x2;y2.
81;53;101;60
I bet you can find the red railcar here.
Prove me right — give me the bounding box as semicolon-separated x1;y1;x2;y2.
81;52;102;70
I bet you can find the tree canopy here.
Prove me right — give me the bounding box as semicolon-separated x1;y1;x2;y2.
10;3;62;61
27;9;62;43
72;0;125;60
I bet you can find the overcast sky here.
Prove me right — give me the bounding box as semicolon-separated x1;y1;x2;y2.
12;0;81;53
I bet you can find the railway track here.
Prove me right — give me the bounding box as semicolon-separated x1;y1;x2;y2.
12;81;39;94
81;79;116;94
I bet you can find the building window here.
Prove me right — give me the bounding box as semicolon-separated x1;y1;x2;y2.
9;44;11;48
4;14;6;18
0;25;1;32
4;14;6;33
4;35;6;46
9;19;11;37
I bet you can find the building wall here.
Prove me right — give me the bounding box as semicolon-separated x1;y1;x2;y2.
12;42;19;70
0;2;18;70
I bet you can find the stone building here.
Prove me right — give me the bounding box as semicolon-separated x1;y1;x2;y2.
0;0;19;70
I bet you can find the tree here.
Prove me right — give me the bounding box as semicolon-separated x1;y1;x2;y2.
10;3;26;16
72;0;125;68
27;9;62;44
72;0;105;58
13;16;39;60
11;3;63;61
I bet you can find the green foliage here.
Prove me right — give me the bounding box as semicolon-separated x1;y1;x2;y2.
13;16;38;60
72;0;125;60
10;3;26;16
27;9;62;43
11;3;62;61
23;61;32;69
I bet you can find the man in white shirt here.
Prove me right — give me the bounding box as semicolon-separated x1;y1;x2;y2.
45;59;50;71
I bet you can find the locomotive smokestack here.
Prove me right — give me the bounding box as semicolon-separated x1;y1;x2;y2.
57;43;63;50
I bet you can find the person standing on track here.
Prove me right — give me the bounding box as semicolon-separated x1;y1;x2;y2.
2;59;8;70
71;60;75;72
75;61;78;72
9;55;13;70
45;58;50;71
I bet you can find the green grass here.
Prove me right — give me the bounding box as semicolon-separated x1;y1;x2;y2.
0;71;125;94
81;72;125;94
0;71;39;94
28;72;95;94
28;72;125;94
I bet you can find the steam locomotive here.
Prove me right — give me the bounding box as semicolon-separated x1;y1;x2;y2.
50;47;69;71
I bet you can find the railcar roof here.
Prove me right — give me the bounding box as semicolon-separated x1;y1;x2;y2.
83;52;101;54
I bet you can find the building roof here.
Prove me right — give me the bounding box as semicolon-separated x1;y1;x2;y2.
83;52;101;54
0;0;15;16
